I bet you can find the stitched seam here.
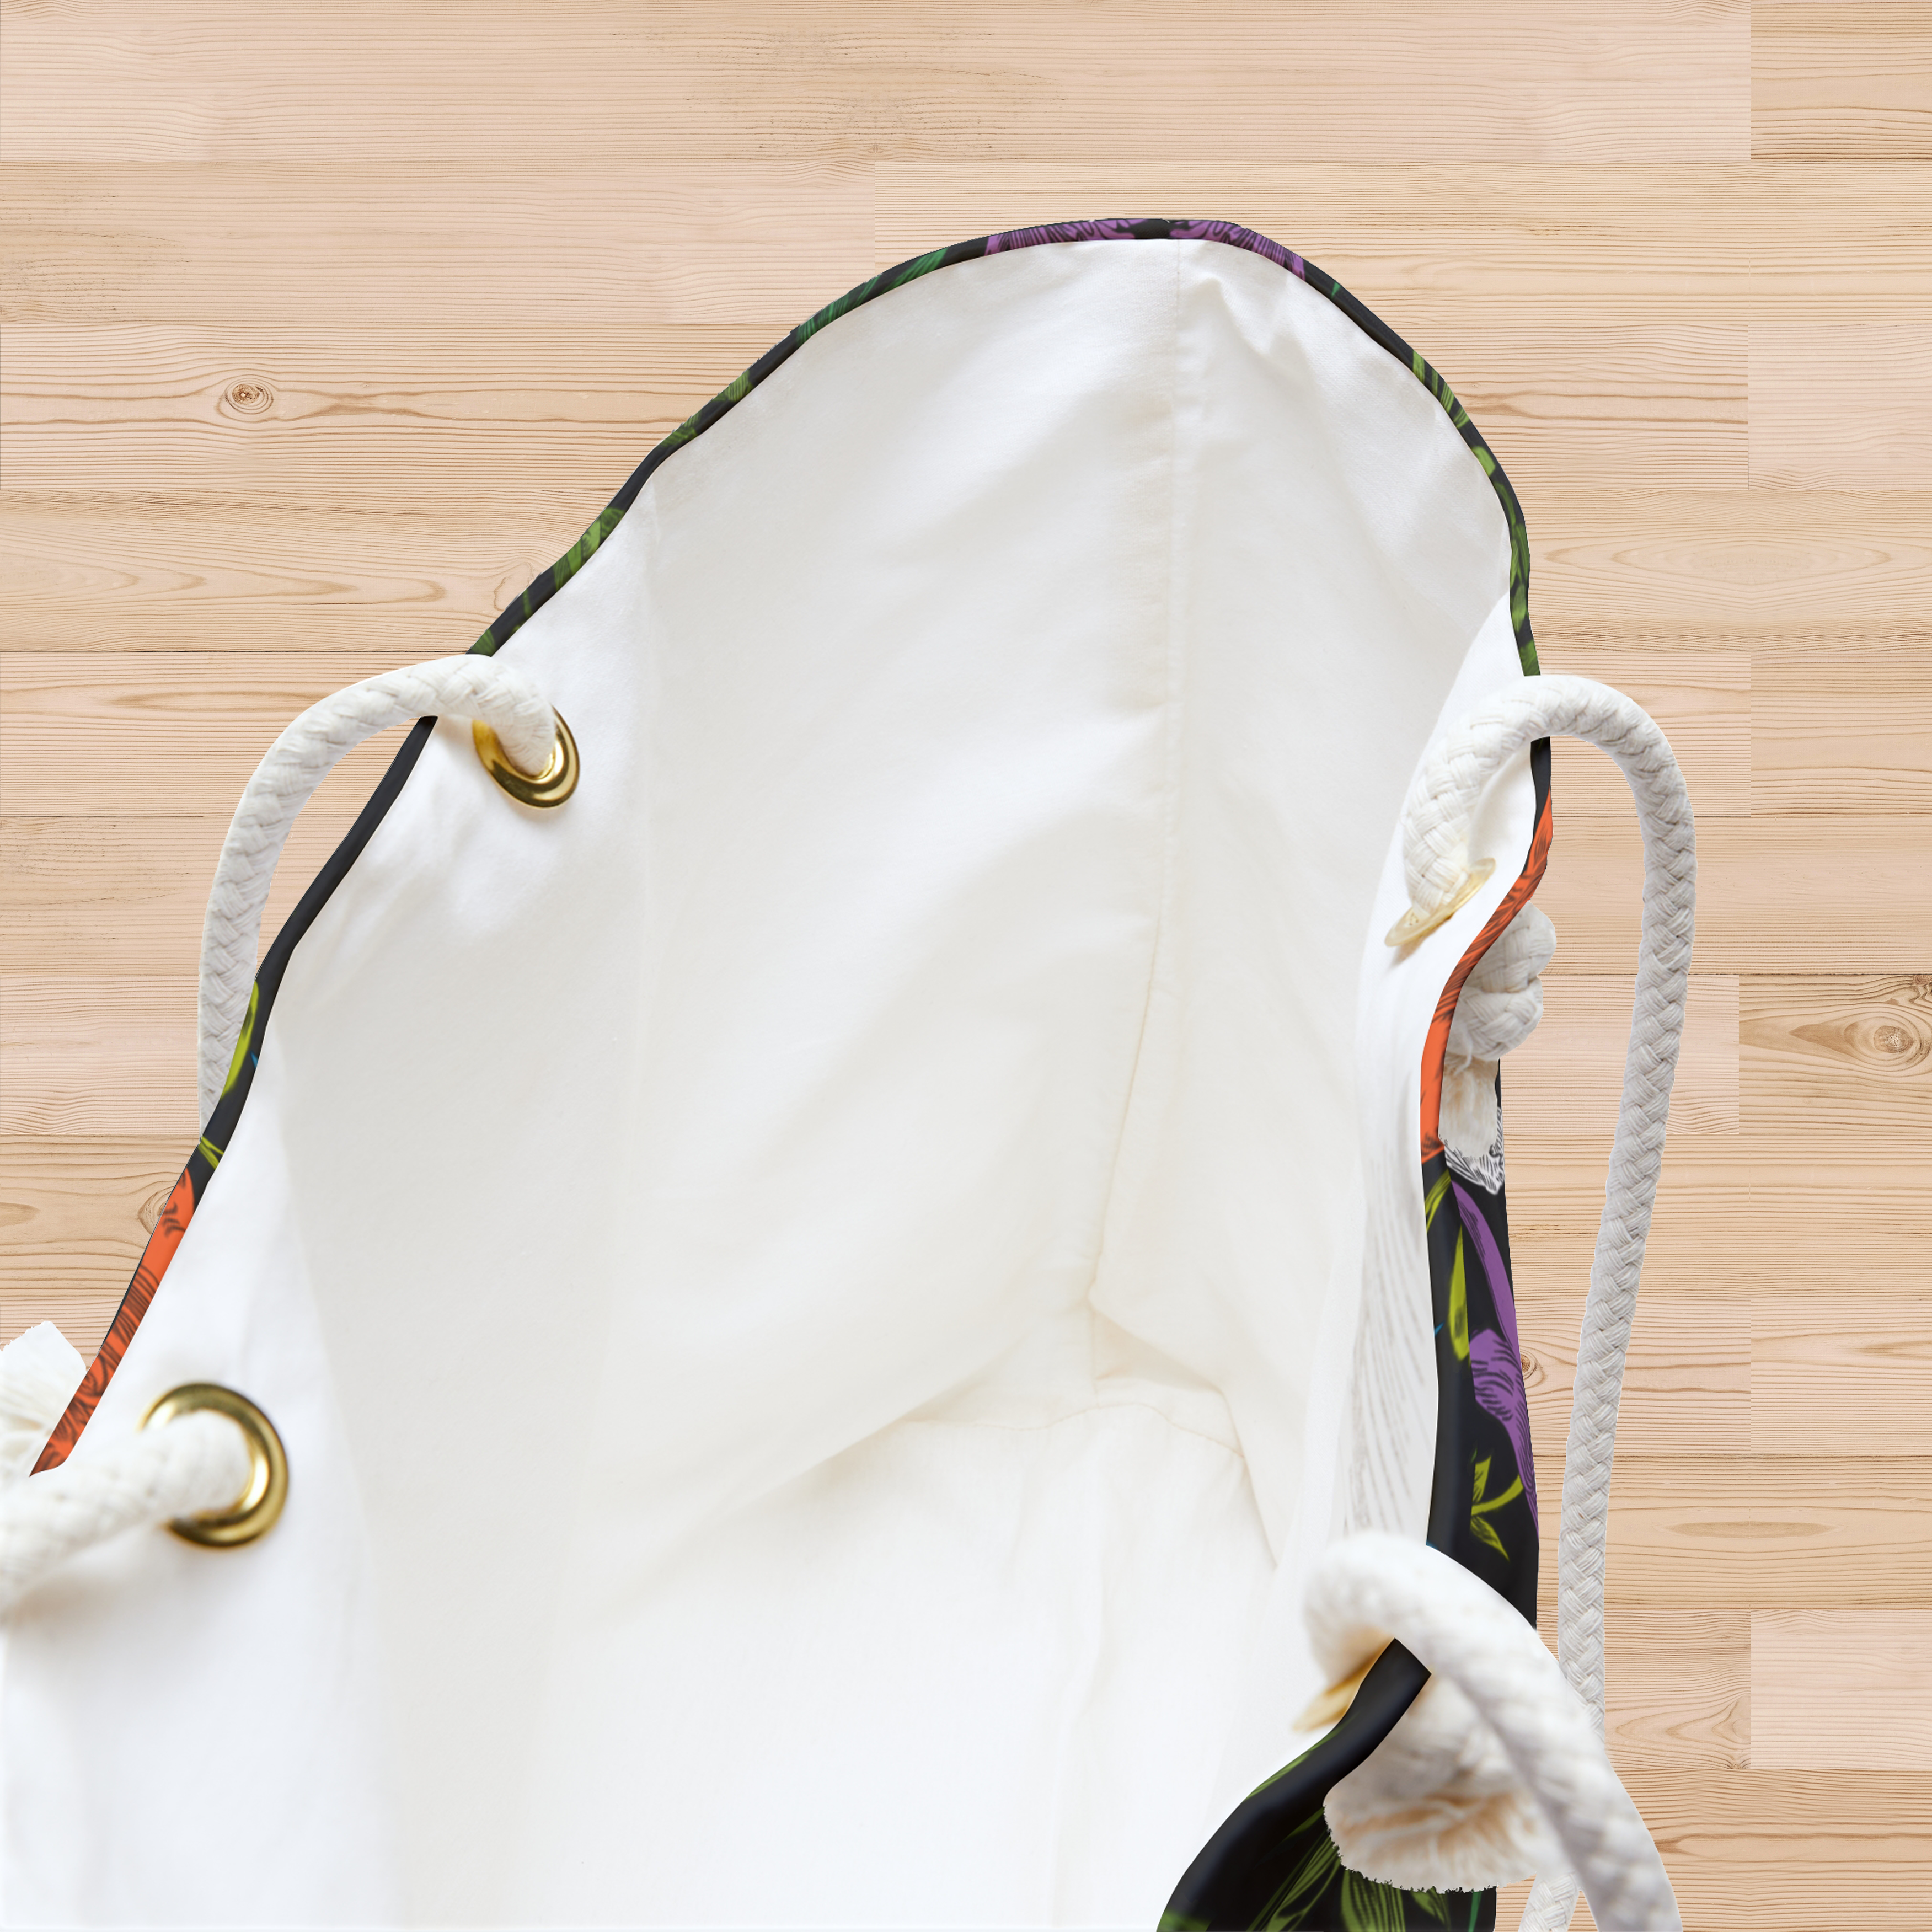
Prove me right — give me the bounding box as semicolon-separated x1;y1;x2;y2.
1082;238;1190;1335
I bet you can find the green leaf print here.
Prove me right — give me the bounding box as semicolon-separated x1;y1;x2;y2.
220;981;260;1102
1257;1826;1340;1930
1448;1233;1470;1363
1337;1867;1410;1932
1425;1170;1453;1228
1469;1452;1524;1560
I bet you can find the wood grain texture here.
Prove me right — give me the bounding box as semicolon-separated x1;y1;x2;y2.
1753;1300;1932;1456
1752;1610;1932;1768
1535;815;1932;977
1596;1611;1752;1772
1508;972;1740;1139
1754;2;1932;160
1519;1298;1749;1458
1526;486;1932;645
1752;325;1932;490
0;2;1754;167
3;3;1928;1922
1753;657;1932;814
1510;1152;1932;1298
1545;1457;1932;1607
5;163;879;329
1741;975;1932;1142
1516;1770;1932;1930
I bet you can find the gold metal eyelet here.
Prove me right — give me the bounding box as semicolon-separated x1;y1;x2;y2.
142;1383;289;1548
473;708;579;808
1384;857;1496;949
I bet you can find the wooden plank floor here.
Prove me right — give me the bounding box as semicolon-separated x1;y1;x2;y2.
2;4;1928;1924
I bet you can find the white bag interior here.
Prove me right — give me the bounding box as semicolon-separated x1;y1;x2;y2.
3;237;1537;1926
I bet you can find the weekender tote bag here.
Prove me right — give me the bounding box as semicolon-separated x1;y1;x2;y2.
1;220;1694;1930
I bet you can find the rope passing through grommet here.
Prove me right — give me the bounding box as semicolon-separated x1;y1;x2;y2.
196;654;576;1125
0;1354;290;1615
142;1383;288;1548
473;707;579;808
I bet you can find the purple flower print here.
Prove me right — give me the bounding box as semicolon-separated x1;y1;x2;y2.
1169;220;1307;278
984;218;1147;252
1454;1182;1538;1519
983;218;1308;282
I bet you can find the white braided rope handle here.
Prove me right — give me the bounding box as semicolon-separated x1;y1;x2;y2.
198;655;556;1126
1310;1535;1681;1930
0;1411;253;1615
1398;674;1695;1929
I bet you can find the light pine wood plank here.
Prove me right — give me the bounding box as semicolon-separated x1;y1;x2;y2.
1536;649;1750;822
1752;325;1932;490
1507;1152;1932;1298
1753;1;1932;160
1422;324;1747;491
0;768;406;980
1753;659;1932;813
1519;1297;1749;1455
1508;973;1740;1140
1741;975;1932;1143
1596;1613;1752;1772
1505;1772;1932;1931
874;161;1932;321
0;1285;122;1359
4;163;877;329
0;2;1752;167
0;651;431;815
1752;1611;1932;1769
1543;1457;1932;1605
0;490;595;656
1753;1300;1932;1456
14;162;1932;333
1519;1608;1751;1778
26;803;1931;980
0;976;198;1139
1525;487;1932;645
1603;1771;1932;1929
1533;816;1932;977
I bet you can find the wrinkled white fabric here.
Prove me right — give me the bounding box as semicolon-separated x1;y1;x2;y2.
1;239;1549;1926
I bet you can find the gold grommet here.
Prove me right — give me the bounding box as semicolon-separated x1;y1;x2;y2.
142;1383;289;1548
1384;856;1496;949
473;708;579;808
